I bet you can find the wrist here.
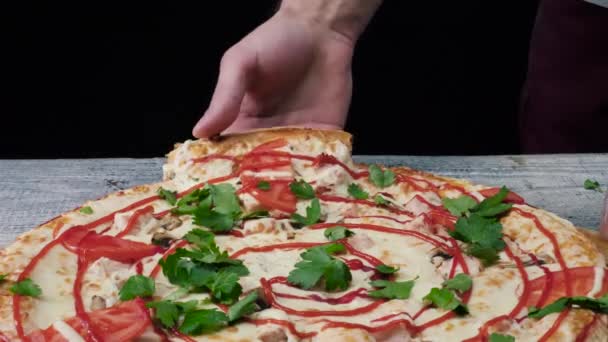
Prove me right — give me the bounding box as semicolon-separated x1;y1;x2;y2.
277;0;382;45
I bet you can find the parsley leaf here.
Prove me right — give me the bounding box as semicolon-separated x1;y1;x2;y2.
449;214;506;266
368;165;395;188
194;211;234;233
147;300;203;328
287;243;351;291
528;294;608;319
489;333;515;342
256;181;270;191
473;186;512;217
368;279;415;299
442;273;472;292
423;288;468;315
159;229;249;305
79;206;94;215
584;179;602;192
10;278;42;297
179;309;228;335
348;183;369;200
208;183;241;216
374;194;390;206
241;210;270;220
158;187;178;205
0;274;6;282
291;198;321;226
375;264;399;275
442;196;477;216
289;180;316;199
147;300;180;327
324;226;354;241
208;270;242;305
119;275;155;300
227;292;258;322
176;184;242;232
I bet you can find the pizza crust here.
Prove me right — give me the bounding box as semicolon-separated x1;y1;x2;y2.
0;127;606;341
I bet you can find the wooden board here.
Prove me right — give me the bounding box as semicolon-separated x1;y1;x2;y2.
0;154;606;248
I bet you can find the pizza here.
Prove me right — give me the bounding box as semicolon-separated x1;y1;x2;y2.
0;127;606;341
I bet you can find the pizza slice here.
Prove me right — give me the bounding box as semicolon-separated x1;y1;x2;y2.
0;127;606;341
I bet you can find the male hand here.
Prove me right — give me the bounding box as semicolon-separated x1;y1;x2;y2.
192;11;354;137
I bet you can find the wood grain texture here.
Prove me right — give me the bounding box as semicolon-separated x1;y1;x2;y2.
0;154;606;247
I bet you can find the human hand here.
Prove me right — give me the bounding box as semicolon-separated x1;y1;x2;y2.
192;11;354;137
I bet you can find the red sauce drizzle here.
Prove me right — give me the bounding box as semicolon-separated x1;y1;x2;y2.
116;205;154;238
260;277;385;317
512;208;572;341
529;253;553;308
170;329;198;342
317;194;415;217
135;261;144;275
309;223;451;251
248;318;317;339
504;245;530;318
372;312;414;323
73;254;100;341
273;284;369;305
575;314;598;342
192;154;238;164
345;215;412;224
321;318;415;335
230;242;322;259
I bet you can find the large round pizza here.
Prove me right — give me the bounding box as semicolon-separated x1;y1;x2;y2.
0;128;606;341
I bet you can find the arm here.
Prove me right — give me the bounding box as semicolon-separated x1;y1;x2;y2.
279;0;382;44
192;0;382;138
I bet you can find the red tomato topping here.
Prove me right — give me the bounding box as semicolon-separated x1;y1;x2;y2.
240;153;292;173
479;187;525;204
77;232;160;263
245;179;297;213
525;266;608;308
26;299;152;342
240;139;293;173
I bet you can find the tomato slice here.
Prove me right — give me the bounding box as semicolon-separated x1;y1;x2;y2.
524;267;608;308
479;187;525;204
25;327;67;342
60;226;92;253
245;178;297;213
240;153;292;173
240;138;293;173
77;232;160;263
26;299;152;341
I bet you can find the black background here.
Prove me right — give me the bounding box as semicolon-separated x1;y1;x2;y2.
4;1;541;158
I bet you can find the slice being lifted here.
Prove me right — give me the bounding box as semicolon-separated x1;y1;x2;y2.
0;127;606;341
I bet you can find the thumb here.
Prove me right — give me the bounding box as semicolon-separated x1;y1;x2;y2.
193;48;256;138
600;192;608;239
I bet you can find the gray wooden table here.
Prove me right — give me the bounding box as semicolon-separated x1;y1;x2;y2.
1;155;606;247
